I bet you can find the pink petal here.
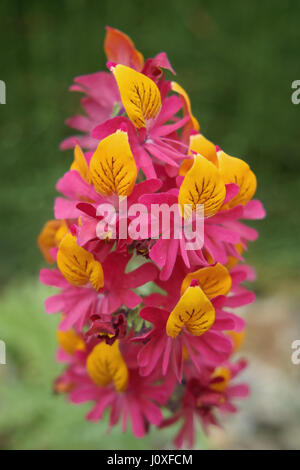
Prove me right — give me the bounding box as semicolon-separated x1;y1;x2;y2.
243;199;266;220
54;197;82;219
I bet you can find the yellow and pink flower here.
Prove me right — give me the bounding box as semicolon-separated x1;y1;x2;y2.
38;26;265;447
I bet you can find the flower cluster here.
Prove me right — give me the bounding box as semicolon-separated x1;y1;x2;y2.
38;27;265;448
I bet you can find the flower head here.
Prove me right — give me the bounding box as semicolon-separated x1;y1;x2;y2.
39;26;265;447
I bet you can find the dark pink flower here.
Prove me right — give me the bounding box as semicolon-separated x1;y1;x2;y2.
67;341;174;438
160;359;249;448
134;304;233;381
40;251;158;330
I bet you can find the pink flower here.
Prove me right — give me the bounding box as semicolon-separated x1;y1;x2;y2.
139;186;265;280
60;26;178;168
40;267;99;331
40;251;158;330
97;251;158;314
67;341;174;438
85;312;127;345
54;165;105;221
138;187;240;280
91;96;189;179
135;262;250;381
74;177;162;247
60;72;121;151
160;359;249;448
135;304;234;381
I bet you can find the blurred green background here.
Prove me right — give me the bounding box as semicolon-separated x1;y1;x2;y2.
0;0;300;450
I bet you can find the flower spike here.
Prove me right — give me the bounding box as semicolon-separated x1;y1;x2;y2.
39;26;264;447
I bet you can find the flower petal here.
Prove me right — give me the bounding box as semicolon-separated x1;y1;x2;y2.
178;154;226;218
181;263;232;298
104;26;144;71
38;220;67;264
87;340;129;393
110;64;161;129
89;129;137;196
210;366;231;392
171;81;200;132
189;133;218;165
70;145;91;183
217;150;257;207
57;233;104;290
166;285;215;338
57;329;85;355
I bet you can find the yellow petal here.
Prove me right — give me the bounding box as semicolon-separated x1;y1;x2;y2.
111;64;161;128
57;233;104;290
217;150;257;207
70;145;91;183
179;134;218;176
178;157;193;177
178;154;226;219
189;133;218;166
227;330;245;352
89;130;137;197
57;328;85;355
181;263;232;299
38;220;68;264
210;366;231;392
166;286;215;338
171;81;200;132
87;340;129;393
